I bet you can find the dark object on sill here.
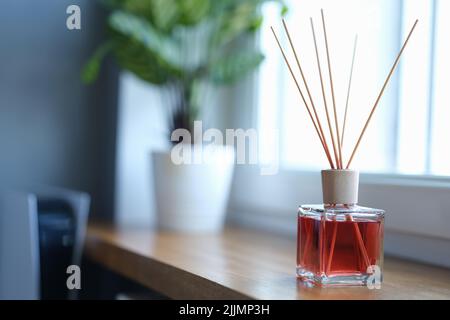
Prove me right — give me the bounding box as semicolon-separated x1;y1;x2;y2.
0;187;90;300
38;199;76;300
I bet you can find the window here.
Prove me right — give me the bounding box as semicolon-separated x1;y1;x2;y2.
258;0;450;176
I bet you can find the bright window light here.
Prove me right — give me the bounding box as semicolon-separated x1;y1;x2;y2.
430;0;450;176
259;0;450;176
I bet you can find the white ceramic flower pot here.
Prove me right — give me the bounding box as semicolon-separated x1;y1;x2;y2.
152;145;235;233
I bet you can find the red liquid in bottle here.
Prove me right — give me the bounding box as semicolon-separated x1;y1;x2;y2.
297;213;384;283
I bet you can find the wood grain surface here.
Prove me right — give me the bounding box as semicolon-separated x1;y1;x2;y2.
85;223;450;300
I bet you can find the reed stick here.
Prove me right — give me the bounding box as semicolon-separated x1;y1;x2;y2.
271;27;335;168
341;35;358;148
310;18;340;169
326;221;338;273
321;9;343;169
326;214;371;274
346;20;418;169
301;222;312;266
319;218;325;274
282;19;335;169
352;220;371;268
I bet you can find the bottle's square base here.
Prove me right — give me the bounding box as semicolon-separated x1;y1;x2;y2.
296;267;377;287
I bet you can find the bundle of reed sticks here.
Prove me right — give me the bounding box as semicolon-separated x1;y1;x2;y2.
271;9;418;170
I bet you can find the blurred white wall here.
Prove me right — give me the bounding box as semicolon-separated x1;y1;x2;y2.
114;73;165;227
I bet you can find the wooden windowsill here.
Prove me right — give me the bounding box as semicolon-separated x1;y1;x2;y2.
85;222;450;300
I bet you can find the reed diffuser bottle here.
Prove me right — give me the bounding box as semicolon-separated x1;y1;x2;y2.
272;9;417;287
297;170;384;286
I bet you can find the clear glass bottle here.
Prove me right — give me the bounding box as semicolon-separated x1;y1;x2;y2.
296;170;385;287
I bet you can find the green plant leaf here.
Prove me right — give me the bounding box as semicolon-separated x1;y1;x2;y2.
118;0;211;32
210;2;258;48
112;33;173;85
81;42;113;84
100;0;124;10
249;14;263;31
123;0;153;14
210;0;286;16
178;0;210;26
210;0;285;48
280;3;289;16
209;50;264;85
108;10;182;70
148;0;180;32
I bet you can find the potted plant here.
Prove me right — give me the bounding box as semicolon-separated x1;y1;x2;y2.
83;0;287;232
